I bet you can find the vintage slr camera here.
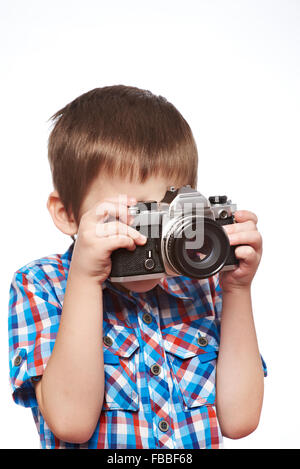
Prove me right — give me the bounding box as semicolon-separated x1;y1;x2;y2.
109;185;239;282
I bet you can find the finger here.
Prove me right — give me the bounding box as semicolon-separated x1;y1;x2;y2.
233;245;258;265
233;210;258;225
96;220;147;243
223;220;257;235
101;195;137;207
95;197;137;225
102;234;137;255
227;230;262;251
96;203;130;225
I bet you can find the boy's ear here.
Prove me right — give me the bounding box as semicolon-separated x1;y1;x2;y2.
47;190;78;236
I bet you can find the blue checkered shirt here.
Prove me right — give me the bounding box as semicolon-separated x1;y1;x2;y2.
8;242;267;448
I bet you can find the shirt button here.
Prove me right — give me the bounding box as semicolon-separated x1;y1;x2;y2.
103;336;113;347
158;420;169;432
14;355;22;367
150;364;161;376
142;312;152;324
197;336;208;347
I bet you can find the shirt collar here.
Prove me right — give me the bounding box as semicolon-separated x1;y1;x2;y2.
64;242;193;301
102;272;194;301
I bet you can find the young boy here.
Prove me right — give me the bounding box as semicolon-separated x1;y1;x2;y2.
8;85;267;449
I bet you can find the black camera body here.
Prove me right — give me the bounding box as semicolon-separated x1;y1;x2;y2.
109;185;238;282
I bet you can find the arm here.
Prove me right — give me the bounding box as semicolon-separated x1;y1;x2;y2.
34;195;146;444
215;210;264;439
34;268;104;444
216;287;264;438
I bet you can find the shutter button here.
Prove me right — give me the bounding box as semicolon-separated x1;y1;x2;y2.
103;336;113;347
159;420;169;432
197;336;208;347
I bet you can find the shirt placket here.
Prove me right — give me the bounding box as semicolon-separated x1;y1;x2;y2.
136;296;175;449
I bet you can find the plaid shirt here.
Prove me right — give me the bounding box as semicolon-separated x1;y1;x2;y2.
8;242;267;449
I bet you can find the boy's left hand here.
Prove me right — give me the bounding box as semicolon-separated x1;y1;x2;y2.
219;210;262;293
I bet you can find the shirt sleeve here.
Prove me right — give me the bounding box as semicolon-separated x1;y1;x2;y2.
208;273;267;378
8;268;62;408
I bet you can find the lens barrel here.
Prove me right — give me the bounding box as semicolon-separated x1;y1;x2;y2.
165;216;230;279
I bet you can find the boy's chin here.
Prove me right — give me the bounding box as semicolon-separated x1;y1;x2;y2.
117;278;162;293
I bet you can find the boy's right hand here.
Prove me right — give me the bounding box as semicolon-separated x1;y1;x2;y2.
70;195;147;284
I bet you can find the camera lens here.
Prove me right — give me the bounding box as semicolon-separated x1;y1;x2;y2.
165;216;230;279
185;237;212;263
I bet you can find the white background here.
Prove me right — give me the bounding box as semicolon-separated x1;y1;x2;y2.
1;0;299;449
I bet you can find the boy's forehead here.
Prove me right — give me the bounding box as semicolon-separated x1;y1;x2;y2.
78;171;187;219
89;172;180;200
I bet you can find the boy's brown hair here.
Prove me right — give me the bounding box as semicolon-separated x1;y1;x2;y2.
48;85;198;226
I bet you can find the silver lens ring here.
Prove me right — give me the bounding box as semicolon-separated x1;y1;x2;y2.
163;215;200;274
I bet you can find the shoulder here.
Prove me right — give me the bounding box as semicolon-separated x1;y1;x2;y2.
14;242;73;279
15;243;73;277
10;243;74;305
